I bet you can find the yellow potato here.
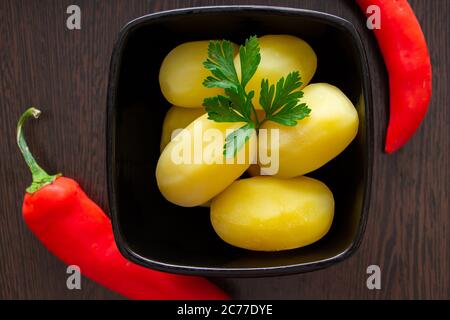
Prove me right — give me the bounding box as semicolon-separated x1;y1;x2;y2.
159;41;237;108
234;35;317;109
259;83;359;178
211;176;334;251
160;106;205;152
156;114;256;207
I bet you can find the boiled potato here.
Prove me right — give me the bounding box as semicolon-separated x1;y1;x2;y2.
259;83;359;178
160;106;205;152
159;41;237;108
211;176;334;251
156;114;256;207
234;35;317;109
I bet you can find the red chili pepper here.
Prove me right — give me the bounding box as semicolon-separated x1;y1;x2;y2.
17;108;228;300
356;0;432;153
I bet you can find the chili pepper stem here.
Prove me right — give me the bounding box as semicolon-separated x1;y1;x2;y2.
17;108;61;194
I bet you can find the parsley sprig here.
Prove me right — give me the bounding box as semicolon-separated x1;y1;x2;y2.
260;71;311;126
202;36;311;157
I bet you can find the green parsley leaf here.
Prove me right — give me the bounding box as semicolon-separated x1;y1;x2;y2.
260;71;311;126
238;36;261;89
225;87;254;121
203;95;246;123
223;122;255;158
266;101;311;126
203;40;239;90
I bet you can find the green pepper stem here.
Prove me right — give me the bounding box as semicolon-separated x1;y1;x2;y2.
17;108;61;193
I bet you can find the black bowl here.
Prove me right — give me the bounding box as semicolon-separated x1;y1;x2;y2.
106;5;373;277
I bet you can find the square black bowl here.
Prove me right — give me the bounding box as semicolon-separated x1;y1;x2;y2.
106;5;373;277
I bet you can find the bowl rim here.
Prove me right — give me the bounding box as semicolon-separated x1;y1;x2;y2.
106;5;374;277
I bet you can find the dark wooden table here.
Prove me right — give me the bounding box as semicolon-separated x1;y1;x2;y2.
0;0;448;300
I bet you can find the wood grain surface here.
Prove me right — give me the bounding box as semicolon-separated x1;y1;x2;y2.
0;0;448;299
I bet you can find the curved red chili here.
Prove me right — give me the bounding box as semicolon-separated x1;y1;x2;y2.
17;108;228;300
356;0;432;153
